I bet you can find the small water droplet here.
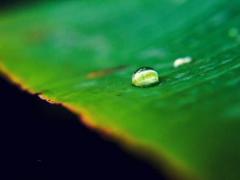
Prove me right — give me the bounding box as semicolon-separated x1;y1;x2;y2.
132;67;159;87
173;56;192;68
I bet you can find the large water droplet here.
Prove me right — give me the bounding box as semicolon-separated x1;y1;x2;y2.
132;67;159;87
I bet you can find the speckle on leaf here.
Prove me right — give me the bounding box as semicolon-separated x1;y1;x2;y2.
132;67;159;87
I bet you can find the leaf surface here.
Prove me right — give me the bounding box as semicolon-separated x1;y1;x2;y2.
1;0;240;179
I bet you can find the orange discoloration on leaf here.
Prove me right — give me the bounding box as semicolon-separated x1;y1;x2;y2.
25;28;50;43
87;65;127;79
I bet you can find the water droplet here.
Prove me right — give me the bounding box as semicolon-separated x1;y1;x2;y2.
132;67;159;87
173;56;192;68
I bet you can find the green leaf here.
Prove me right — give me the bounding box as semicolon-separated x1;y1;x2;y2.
1;0;240;179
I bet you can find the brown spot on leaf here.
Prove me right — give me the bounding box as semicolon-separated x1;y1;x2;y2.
25;29;49;43
87;65;127;79
38;94;60;104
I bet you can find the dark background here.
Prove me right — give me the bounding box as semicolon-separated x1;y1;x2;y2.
0;1;166;179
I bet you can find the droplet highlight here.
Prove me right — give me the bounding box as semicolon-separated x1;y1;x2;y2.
132;67;159;87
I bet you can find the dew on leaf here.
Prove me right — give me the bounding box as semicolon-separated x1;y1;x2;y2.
132;67;159;87
173;56;192;68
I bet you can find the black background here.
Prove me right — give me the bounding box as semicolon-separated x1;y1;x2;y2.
0;1;167;179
